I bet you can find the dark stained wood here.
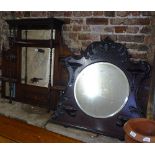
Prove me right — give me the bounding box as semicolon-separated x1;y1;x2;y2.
14;39;52;47
16;84;49;108
2;18;71;110
52;38;151;140
6;18;64;30
0;115;81;143
15;84;66;109
52;85;66;91
147;53;155;119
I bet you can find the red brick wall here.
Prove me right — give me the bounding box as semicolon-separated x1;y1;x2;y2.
49;11;153;63
0;11;155;115
1;11;155;64
17;11;152;63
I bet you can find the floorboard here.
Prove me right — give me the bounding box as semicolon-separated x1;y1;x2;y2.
0;115;81;143
0;135;15;143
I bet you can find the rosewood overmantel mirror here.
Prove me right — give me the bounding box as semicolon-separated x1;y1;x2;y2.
1;18;69;110
51;38;151;140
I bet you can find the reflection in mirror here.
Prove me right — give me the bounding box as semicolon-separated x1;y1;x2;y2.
74;62;129;118
22;30;51;40
21;47;53;87
5;82;9;97
5;82;16;97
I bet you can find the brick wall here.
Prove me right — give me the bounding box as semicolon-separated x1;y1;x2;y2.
13;11;154;63
0;12;11;95
0;11;155;116
49;11;153;63
0;11;154;64
0;11;154;95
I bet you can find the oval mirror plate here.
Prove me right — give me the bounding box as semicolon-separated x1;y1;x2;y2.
74;62;129;118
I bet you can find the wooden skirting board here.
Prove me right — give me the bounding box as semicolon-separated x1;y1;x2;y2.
0;114;81;143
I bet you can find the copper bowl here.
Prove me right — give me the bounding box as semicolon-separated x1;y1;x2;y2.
123;118;155;143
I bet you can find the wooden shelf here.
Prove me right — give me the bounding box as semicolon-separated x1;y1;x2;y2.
0;76;17;82
6;18;64;30
14;39;53;48
52;85;66;91
2;18;69;110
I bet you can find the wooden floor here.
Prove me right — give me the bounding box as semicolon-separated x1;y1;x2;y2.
0;115;81;143
0;135;15;142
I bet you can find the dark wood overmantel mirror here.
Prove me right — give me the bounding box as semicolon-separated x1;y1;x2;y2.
51;37;151;140
1;18;70;110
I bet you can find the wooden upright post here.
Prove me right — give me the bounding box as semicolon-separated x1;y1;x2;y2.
147;53;155;119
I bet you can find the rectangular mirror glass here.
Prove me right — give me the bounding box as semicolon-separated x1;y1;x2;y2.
21;47;54;87
22;30;51;40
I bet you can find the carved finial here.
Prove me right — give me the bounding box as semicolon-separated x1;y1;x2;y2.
103;36;114;43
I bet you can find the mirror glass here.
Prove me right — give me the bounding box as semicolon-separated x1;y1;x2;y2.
21;47;54;87
21;30;51;40
20;29;55;88
74;62;129;118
